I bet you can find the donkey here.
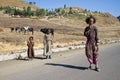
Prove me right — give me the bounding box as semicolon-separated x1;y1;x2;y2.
23;26;34;35
15;27;23;33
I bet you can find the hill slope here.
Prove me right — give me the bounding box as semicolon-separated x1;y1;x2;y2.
0;0;39;9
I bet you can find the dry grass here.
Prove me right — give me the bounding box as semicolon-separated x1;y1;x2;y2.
0;27;85;54
0;0;39;10
0;16;120;55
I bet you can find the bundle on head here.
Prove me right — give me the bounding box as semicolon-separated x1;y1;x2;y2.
40;28;48;34
40;28;54;35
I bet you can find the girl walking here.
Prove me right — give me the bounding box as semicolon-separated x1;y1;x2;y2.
84;16;100;72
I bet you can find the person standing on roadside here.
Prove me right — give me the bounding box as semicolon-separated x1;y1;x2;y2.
43;28;54;59
84;15;100;72
27;36;34;60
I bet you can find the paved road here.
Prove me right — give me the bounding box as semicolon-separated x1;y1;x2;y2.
0;43;120;80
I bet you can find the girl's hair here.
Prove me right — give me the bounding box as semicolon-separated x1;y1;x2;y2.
29;36;33;40
85;15;96;24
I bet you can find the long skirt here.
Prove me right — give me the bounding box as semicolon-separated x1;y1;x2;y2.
43;40;52;56
27;48;34;58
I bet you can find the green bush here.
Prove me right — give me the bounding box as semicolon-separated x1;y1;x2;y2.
35;9;46;17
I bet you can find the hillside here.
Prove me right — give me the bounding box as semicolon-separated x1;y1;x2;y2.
0;1;120;54
0;0;39;10
0;15;120;54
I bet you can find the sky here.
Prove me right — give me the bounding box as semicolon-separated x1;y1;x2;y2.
25;0;120;17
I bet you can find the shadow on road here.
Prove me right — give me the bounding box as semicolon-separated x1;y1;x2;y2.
14;56;46;61
14;58;28;61
46;63;88;70
34;57;46;60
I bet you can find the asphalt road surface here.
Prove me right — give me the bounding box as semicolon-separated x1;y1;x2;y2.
0;43;120;80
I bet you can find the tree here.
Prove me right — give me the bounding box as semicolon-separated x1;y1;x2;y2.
22;7;27;16
61;9;65;15
29;1;36;5
0;6;3;10
10;8;16;16
26;6;32;16
14;9;23;16
4;6;13;15
95;11;98;13
117;16;120;21
85;9;87;12
36;9;46;17
64;4;66;8
29;2;32;5
33;2;36;5
55;8;60;13
47;10;53;16
69;7;73;14
45;9;49;16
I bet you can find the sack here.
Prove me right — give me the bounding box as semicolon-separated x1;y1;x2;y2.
40;28;54;35
40;28;48;34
